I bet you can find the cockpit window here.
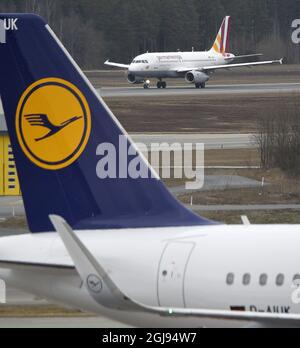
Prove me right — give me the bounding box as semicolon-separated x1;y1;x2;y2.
132;60;148;64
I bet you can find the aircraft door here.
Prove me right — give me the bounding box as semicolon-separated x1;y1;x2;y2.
158;242;195;308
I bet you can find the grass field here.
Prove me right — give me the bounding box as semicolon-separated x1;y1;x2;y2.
179;166;300;205
103;93;299;133
0;306;90;318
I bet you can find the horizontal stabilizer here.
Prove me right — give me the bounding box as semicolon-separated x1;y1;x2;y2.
224;54;263;60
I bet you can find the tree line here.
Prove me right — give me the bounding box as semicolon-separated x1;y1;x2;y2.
0;0;299;68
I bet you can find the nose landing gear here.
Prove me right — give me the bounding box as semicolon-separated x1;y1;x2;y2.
143;80;151;89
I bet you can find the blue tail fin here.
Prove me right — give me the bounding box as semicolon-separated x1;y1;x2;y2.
0;14;214;232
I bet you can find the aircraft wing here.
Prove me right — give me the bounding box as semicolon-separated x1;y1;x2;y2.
104;60;130;69
177;58;283;73
140;306;300;327
51;215;300;327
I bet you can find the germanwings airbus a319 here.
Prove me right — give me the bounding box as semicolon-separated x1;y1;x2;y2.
105;16;283;89
0;14;299;328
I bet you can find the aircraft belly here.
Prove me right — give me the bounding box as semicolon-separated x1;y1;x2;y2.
134;70;178;78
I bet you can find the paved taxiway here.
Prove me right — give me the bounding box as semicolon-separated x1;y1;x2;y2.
1;82;299;119
99;82;300;98
131;133;256;150
170;175;262;196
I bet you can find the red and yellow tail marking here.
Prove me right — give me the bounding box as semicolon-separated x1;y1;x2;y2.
212;16;231;54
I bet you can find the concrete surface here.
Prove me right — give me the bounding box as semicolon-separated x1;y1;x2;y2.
131;133;256;150
99;82;300;98
170;175;262;195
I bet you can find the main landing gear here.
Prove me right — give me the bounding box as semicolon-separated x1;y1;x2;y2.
157;80;167;89
195;83;206;89
143;80;151;89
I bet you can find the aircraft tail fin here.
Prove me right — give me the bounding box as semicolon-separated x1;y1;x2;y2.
210;16;231;54
0;14;214;233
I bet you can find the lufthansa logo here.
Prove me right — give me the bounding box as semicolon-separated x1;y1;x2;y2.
16;78;91;170
87;274;103;293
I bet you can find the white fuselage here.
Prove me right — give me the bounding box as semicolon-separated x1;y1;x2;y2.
0;224;299;328
128;51;233;79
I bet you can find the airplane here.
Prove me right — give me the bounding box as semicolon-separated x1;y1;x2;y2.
105;16;283;89
0;13;299;329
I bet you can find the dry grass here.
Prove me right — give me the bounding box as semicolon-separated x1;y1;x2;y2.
0;216;27;229
205;148;259;166
179;167;300;205
180;186;300;205
0;305;91;318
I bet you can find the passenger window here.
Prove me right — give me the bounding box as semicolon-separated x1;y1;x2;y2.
293;274;300;286
259;274;268;286
276;274;285;286
226;273;234;286
243;273;251;286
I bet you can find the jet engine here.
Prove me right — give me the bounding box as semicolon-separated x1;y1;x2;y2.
127;73;144;84
185;71;209;84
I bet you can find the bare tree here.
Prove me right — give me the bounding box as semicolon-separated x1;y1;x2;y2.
256;96;300;175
